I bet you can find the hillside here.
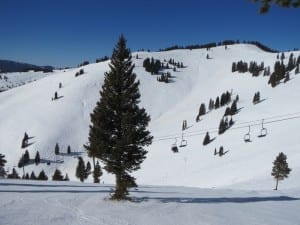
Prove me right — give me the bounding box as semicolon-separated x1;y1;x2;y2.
1;43;300;190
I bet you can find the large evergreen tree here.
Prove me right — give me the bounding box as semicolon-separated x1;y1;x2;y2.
271;152;291;190
84;36;153;200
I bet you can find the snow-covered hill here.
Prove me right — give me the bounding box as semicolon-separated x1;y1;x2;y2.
1;44;300;190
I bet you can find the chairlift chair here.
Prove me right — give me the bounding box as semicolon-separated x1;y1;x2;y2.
258;119;268;138
244;126;251;142
171;138;179;153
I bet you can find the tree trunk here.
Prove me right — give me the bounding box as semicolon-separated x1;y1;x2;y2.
112;172;127;200
275;178;279;190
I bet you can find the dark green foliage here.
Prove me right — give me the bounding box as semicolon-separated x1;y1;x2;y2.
253;91;261;104
54;143;59;155
0;153;7;177
263;66;271;76
86;161;92;177
215;97;220;108
219;146;224;156
21;132;29;148
93;161;103;183
24;173;29;179
232;62;237;72
24;150;30;164
52;169;64;181
268;73;277;87
235;95;239;102
224;107;231;116
76;157;87;182
214;148;217;155
37;170;48;180
230;100;238;115
84;35;153;200
7;168;20;179
218;118;227;134
143;57;161;74
67;145;71;154
208;99;214;111
286;53;296;71
30;171;36;180
35;151;40;165
271;152;291;190
198;103;206;116
157;72;171;83
202;132;211;145
284;72;290;83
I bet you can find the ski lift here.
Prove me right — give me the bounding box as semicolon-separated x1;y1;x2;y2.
244;126;251;142
179;132;187;147
171;138;179;153
258;119;268;138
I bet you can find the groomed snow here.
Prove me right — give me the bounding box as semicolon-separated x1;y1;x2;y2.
1;179;300;225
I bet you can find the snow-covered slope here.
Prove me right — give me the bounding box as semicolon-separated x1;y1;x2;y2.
1;180;300;225
1;44;300;190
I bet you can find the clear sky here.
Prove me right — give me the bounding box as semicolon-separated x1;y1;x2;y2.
0;0;299;67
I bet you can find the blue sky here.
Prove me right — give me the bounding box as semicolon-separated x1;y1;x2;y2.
0;0;299;67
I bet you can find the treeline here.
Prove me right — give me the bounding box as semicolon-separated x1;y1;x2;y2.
159;40;278;53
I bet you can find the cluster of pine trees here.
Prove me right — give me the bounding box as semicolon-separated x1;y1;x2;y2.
214;146;227;157
75;68;85;77
143;57;162;74
167;58;184;69
196;91;234;122
157;72;171;83
268;53;300;87
232;60;265;76
218;116;234;134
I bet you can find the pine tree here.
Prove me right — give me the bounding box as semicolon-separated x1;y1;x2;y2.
0;153;7;177
24;150;30;164
37;170;48;180
271;152;291;190
7;168;20;179
93;161;103;183
284;72;290;83
214;148;217;156
21;132;29;148
202;132;211;145
54;143;59;155
215;96;220;109
76;157;87;182
198;103;206;117
86;161;92;177
84;36;152;200
34;151;40;165
219;146;224;156
30;171;36;180
230;100;237;115
52;169;64;181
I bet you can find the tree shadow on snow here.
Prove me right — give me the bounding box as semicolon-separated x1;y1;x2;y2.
131;196;299;204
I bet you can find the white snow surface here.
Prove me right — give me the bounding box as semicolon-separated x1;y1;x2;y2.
1;44;300;190
1;179;300;225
